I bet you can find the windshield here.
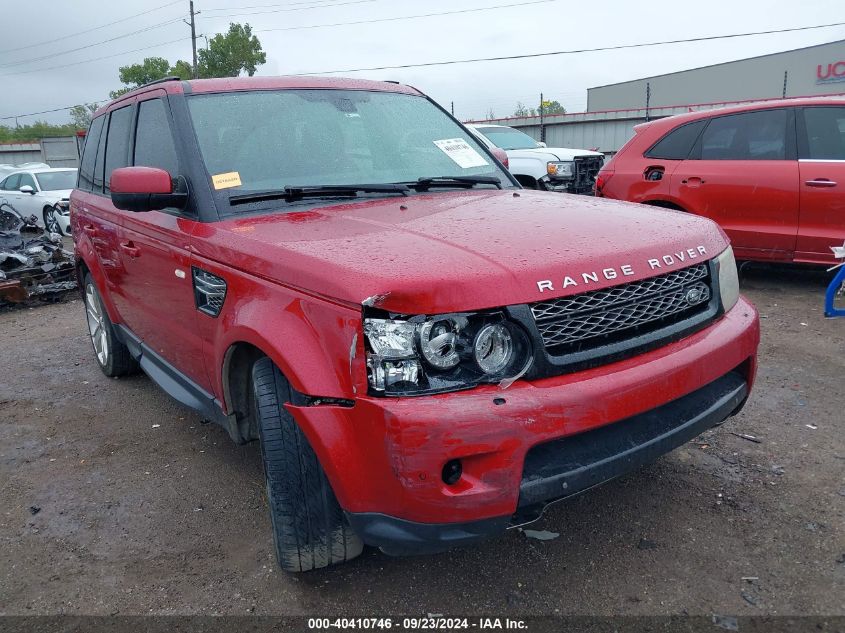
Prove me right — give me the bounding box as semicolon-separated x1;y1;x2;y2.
476;126;540;150
187;89;512;205
34;170;77;191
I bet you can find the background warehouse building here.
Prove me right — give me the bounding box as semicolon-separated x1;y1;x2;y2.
475;38;845;155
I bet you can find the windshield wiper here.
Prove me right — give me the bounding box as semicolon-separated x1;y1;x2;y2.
404;176;502;191
230;183;410;205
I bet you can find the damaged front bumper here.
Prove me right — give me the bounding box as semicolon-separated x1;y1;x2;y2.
288;298;759;555
347;368;747;555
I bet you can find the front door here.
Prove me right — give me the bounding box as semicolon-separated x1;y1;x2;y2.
110;94;212;391
670;108;799;261
797;106;845;264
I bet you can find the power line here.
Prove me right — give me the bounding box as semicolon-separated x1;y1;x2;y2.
293;21;845;75
200;0;379;20
0;99;111;121
3;21;844;120
0;37;187;78
250;0;558;33
5;0;556;75
0;0;183;55
0;18;184;69
202;0;375;11
0;21;183;69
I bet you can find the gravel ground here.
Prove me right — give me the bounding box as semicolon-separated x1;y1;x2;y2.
0;264;843;617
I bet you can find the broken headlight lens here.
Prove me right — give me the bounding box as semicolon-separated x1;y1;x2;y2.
716;246;739;312
363;313;531;395
547;161;574;179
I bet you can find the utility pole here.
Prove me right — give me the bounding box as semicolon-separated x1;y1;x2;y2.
184;1;199;79
539;92;546;144
451;101;454;116
782;70;788;98
645;82;651;122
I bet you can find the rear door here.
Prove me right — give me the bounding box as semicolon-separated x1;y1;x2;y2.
0;173;22;212
796;106;845;264
73;113;127;301
113;93;211;390
670;108;799;261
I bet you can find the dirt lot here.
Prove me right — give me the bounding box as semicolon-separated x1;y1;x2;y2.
0;264;843;618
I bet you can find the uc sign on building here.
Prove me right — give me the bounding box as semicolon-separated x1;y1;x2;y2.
818;60;845;84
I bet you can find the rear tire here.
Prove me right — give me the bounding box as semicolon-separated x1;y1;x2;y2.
83;274;137;377
252;357;363;572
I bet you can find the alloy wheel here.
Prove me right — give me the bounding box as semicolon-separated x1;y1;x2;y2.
85;284;109;366
44;207;61;235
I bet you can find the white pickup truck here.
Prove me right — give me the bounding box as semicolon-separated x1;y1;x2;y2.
466;123;604;194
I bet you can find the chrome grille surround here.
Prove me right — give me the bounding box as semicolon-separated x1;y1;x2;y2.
531;264;712;351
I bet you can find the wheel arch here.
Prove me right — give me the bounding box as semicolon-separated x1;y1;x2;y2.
220;340;267;442
513;174;539;189
75;248;121;323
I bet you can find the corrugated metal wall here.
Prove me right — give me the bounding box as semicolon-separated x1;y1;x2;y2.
41;137;80;168
0;143;42;165
0;137;79;168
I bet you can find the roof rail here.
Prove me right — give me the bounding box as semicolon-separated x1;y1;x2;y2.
139;76;184;89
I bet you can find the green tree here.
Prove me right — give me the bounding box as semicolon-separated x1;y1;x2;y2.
110;56;172;98
0;121;77;143
170;59;194;80
541;99;566;115
69;103;99;129
513;102;538;117
109;24;267;96
198;23;266;78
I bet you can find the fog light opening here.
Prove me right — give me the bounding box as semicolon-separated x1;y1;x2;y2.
442;459;463;486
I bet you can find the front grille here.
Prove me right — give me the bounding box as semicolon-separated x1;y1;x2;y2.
571;155;604;194
531;264;712;353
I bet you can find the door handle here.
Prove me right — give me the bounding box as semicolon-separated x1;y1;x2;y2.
82;224;97;235
805;179;837;188
681;177;706;186
119;241;141;258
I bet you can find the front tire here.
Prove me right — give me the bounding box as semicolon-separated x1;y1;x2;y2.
44;205;63;236
83;274;137;377
252;357;363;572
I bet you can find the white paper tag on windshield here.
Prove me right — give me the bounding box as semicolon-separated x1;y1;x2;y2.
433;138;489;169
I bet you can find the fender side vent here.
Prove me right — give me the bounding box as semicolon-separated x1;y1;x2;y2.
192;267;227;317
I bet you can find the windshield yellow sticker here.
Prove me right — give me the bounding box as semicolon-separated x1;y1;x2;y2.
212;172;242;190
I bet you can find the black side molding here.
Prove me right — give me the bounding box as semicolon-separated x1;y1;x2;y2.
115;324;243;443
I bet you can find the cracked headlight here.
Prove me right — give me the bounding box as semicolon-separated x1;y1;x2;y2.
717;246;739;312
547;161;574;179
363;313;532;395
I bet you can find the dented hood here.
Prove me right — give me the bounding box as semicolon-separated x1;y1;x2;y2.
198;190;728;314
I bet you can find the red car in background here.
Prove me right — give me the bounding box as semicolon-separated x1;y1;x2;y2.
595;99;845;266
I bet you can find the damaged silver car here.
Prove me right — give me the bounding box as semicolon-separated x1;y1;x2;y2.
0;199;76;305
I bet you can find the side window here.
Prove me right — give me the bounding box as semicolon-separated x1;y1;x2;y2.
698;110;787;161
644;120;706;159
802;107;845;160
94;116;107;193
79;116;105;191
18;173;37;190
2;174;20;191
104;106;133;194
134;98;179;175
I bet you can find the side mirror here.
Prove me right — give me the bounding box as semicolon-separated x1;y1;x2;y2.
537;141;547;148
20;185;35;195
491;147;509;170
110;167;188;212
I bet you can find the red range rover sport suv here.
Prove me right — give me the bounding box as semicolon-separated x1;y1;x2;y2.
596;98;845;266
72;76;759;572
